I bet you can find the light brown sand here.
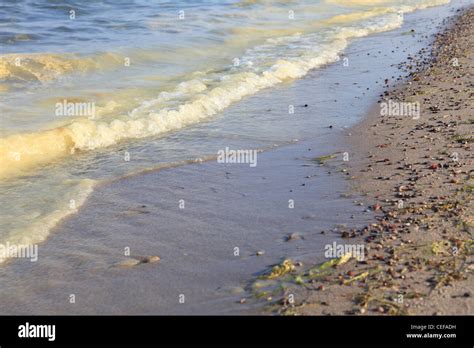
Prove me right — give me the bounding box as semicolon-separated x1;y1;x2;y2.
259;7;473;316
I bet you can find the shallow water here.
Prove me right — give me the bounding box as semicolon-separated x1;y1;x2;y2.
0;0;461;262
0;0;469;314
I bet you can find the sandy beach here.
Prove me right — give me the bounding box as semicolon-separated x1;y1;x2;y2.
0;1;472;317
255;6;473;316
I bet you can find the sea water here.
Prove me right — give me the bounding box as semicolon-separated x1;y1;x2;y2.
0;0;453;261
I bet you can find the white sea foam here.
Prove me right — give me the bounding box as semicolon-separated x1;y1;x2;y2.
0;1;451;179
0;13;404;178
0;179;95;264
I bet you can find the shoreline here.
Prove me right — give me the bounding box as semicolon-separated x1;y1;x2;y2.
0;2;469;315
257;7;473;316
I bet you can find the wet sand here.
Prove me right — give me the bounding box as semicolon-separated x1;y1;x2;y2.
0;2;469;315
260;6;473;316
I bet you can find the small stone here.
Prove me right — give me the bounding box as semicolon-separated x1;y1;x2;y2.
115;258;141;269
286;233;301;241
145;255;161;264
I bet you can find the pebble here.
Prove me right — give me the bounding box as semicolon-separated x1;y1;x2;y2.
115;258;141;269
144;255;161;264
286;233;302;241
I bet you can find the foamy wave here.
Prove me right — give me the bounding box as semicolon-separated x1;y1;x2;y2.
326;0;450;10
325;0;391;6
0;52;122;83
323;8;392;24
0;179;95;264
0;10;431;179
397;0;452;12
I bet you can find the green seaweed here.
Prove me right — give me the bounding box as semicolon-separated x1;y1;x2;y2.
308;254;352;278
312;154;336;165
452;134;474;143
261;259;295;280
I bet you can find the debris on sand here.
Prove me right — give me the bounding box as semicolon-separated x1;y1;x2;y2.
262;259;295;279
113;255;161;269
250;7;474;316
